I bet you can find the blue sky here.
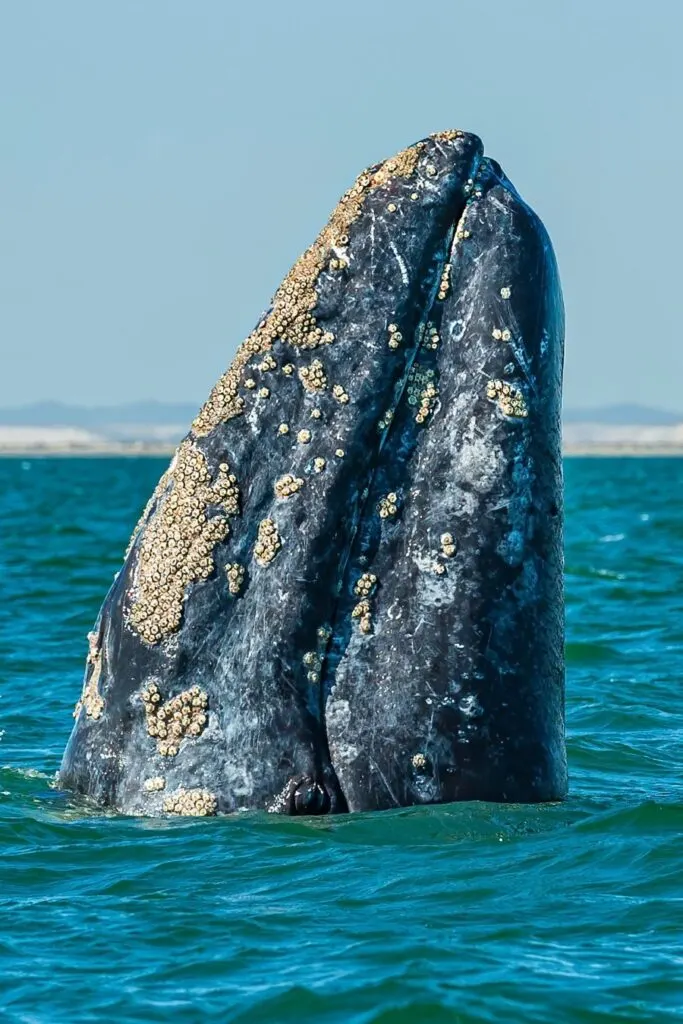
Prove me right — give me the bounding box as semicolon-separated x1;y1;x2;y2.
2;0;682;411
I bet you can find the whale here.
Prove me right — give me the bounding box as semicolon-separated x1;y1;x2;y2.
58;130;566;816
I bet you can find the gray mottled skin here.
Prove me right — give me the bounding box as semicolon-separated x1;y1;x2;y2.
59;132;565;816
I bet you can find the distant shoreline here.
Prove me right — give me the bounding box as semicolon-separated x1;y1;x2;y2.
2;444;683;458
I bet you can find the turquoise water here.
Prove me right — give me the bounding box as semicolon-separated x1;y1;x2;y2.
1;456;682;1022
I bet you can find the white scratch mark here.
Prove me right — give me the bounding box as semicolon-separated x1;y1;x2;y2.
389;240;409;285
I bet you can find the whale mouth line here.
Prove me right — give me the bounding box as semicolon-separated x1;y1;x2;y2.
311;156;490;808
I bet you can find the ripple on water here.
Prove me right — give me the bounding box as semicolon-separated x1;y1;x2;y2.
0;456;682;1022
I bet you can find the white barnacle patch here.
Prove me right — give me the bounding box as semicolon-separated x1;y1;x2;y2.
141;682;209;757
387;323;403;350
254;519;282;566
144;776;166;792
440;532;456;557
299;359;328;393
407;365;438;423
486;380;528;418
377;493;398;519
128;442;241;645
73;631;104;720
422;323;440;351
303;649;321;683
274;474;304;499
437;264;451;301
225;562;246;594
163;788;217;817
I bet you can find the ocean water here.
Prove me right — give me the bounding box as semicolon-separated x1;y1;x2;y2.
1;455;682;1023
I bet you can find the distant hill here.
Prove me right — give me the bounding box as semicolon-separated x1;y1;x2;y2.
0;401;199;427
2;400;683;454
562;404;682;425
1;401;681;428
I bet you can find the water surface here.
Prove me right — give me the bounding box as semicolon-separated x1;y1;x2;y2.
1;456;681;1022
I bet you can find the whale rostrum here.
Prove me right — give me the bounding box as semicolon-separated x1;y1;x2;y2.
59;130;566;816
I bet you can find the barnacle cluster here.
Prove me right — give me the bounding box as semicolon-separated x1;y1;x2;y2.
378;493;398;519
254;519;282;566
433;129;465;142
500;286;512;299
407;365;438;424
354;572;378;598
407;365;437;418
463;174;484;201
128;442;240;645
332;384;350;405
378;408;394;432
437;264;451;301
352;599;373;635
353;573;378;634
258;354;277;372
299;359;328;392
454;161;487;246
303;650;321;684
412;752;428;770
313;457;326;473
486;379;528;418
73;631;104;720
387;323;403;350
492;327;512;342
440;532;456;558
225;562;245;595
141;682;209;757
416;382;438;424
144;776;166;792
455;221;472;244
163;788;218;817
422;323;440;351
274;473;304;499
191;141;428;436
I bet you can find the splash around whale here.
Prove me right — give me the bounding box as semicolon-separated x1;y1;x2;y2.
58;129;566;817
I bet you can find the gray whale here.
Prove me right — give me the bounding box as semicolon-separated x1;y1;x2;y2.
59;130;566;816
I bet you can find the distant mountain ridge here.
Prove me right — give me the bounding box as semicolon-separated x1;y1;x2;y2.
562;404;683;425
0;401;681;427
0;400;200;427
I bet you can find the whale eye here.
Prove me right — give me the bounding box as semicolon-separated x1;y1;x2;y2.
286;775;331;816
